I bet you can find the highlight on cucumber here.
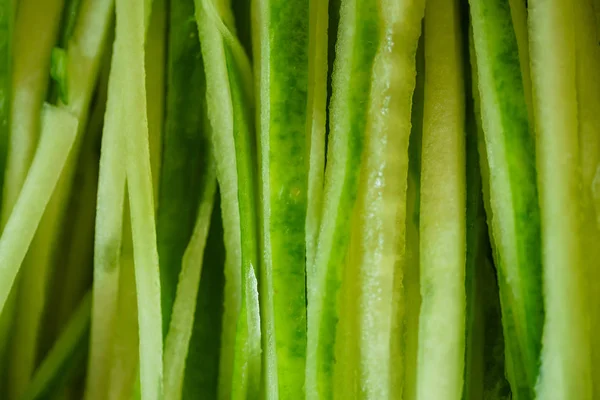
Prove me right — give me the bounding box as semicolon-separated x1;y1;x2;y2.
0;0;598;399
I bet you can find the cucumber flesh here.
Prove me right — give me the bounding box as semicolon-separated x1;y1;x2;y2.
469;0;544;396
529;0;593;397
417;0;466;398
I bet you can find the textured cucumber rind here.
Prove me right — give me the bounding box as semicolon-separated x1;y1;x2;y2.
157;0;211;336
262;0;309;396
469;0;543;397
308;0;379;397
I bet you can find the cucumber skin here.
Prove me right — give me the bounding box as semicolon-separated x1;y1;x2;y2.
306;0;379;398
469;0;543;396
258;0;309;397
157;0;211;336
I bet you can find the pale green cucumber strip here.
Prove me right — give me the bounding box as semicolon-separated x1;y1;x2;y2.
116;0;164;397
305;0;380;397
145;0;166;205
418;0;466;398
0;0;64;227
157;0;210;336
469;0;543;395
573;0;600;394
85;32;127;400
106;210;140;400
254;0;310;396
163;167;217;400
0;1;65;380
305;0;329;276
0;103;77;314
352;1;424;398
529;0;593;397
46;53;109;349
195;1;261;398
21;292;91;400
9;2;114;395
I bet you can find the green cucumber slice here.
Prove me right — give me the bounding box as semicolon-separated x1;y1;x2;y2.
417;0;466;398
529;0;593;397
351;1;425;398
305;0;379;396
86;33;127;400
9;1;115;394
253;0;310;396
116;0;164;397
194;0;262;398
469;0;544;396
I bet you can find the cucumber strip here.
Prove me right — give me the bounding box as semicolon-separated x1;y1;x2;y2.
0;1;65;381
85;34;127;400
0;0;64;227
145;0;166;204
163;167;217;400
9;1;114;394
395;34;424;400
469;0;544;396
305;0;380;396
305;0;329;273
529;0;593;397
157;0;211;336
0;104;77;316
254;0;311;395
507;0;533;129
21;292;91;400
105;211;140;400
417;0;466;398
182;200;226;399
116;0;164;397
195;1;262;398
468;31;513;400
46;56;108;349
351;2;424;398
573;0;600;394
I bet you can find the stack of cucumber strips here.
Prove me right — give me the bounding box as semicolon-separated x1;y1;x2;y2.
0;0;599;398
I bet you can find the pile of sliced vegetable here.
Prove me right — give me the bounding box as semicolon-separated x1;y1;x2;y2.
0;0;599;399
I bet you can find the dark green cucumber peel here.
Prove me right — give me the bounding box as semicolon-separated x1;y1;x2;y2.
468;0;544;397
306;0;379;397
182;196;226;399
157;0;211;336
256;0;309;396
